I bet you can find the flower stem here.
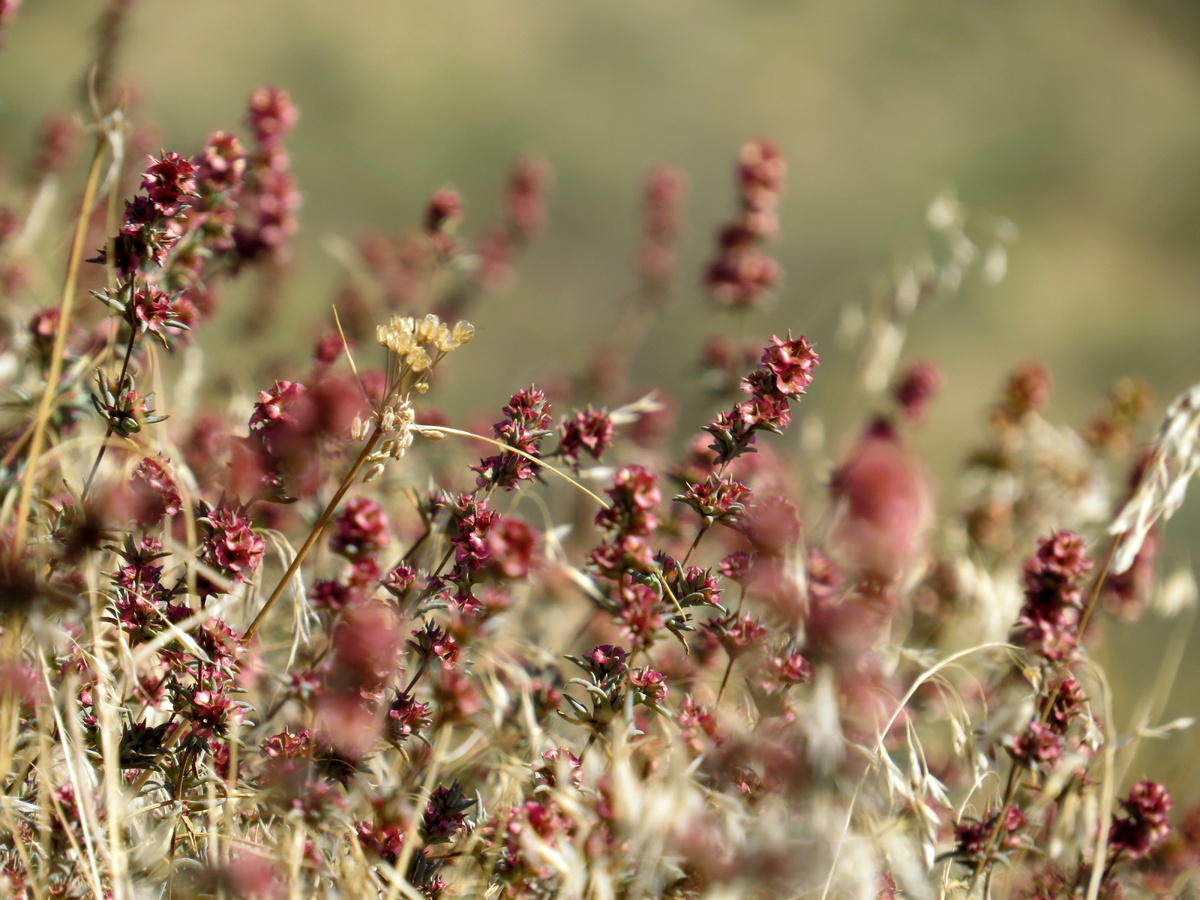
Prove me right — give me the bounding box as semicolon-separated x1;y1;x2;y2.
82;327;139;500
968;533;1120;895
716;655;736;704
241;424;383;644
12;132;107;556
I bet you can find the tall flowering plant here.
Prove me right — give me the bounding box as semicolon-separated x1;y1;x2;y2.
0;8;1197;900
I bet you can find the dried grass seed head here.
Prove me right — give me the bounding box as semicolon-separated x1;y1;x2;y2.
1110;381;1200;574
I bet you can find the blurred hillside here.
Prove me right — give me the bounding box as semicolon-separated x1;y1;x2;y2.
2;0;1200;788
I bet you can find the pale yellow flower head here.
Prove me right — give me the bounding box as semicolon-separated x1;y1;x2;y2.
450;320;475;348
376;313;473;365
414;314;445;345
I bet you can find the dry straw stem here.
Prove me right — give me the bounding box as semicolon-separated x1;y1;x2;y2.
1109;381;1200;574
413;425;611;510
241;423;385;643
819;641;1016;900
239;399;601;646
11;130;110;553
386;725;454;900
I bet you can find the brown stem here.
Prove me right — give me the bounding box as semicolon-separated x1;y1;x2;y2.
241;425;383;644
716;655;736;704
403;659;428;696
166;746;197;900
577;730;599;763
967;534;1120;895
1076;534;1119;640
12;133;107;556
82;326;138;500
680;523;709;569
965;766;1021;896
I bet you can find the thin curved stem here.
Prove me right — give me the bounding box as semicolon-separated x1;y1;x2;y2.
82;326;138;499
967;535;1119;896
241;425;383;644
12;133;108;555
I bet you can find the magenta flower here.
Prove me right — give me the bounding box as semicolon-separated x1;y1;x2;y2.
737;139;786;219
329;497;391;560
130;456;181;526
130;285;174;334
141;152;198;218
629;667;668;705
676;475;753;527
955;807;1027;863
195;131;247;194
484;514;539;580
357;821;407;865
248;380;315;453
423;187;463;234
473;388;553;490
704;246;780;309
1016;531;1094;662
585;644;628;677
558;408;615;463
758;333;820;397
386;690;431;744
769;651;812;687
199;501;264;586
246;86;298;149
1110;780;1173;859
185;689;243;740
503;154;553;242
893;360;944;424
1006;721;1062;768
828;419;931;584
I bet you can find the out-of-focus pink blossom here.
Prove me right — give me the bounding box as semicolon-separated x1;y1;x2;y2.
828;419;932;584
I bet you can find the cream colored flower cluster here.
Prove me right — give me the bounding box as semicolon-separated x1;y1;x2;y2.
376;313;475;373
358;314;474;481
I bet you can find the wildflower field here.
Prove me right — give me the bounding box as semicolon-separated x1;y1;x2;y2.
2;2;1200;899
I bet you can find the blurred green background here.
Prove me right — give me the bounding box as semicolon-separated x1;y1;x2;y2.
4;0;1200;795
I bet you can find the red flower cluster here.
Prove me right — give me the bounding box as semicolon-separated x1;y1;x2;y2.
503;155;553;243
615;580;666;649
198;501;264;593
1015;531;1093;663
195;131;247;195
955;806;1027;864
424;187;463;236
247;86;299;150
704;140;786;308
638;163;689;293
141;152;198;218
893;360;944;424
1005;721;1061;769
827;419;931;584
590;465;661;578
106;155;196;278
629;667;668;705
1110;780;1172;860
386;689;432;745
236;87;301;265
676;474;753;528
329;497;391;560
992;360;1053;430
558;407;615;465
129;456;181;526
183;689;244;740
442;496;500;610
473;388;553;490
703;333;819;465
